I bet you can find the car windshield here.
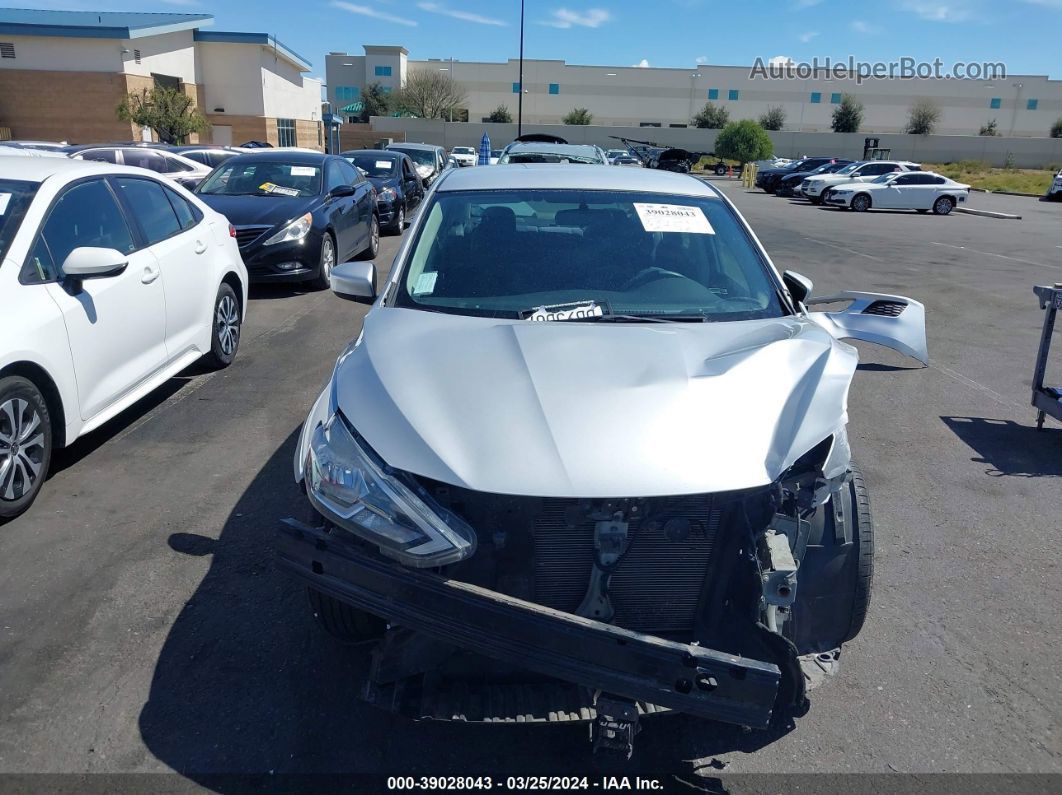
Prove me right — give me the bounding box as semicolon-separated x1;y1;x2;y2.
345;154;398;178
0;178;39;262
502;150;601;164
491;150;502;158
196;160;322;197
834;162;864;175
391;147;436;167
870;173;900;184
394;189;786;322
452;147;475;155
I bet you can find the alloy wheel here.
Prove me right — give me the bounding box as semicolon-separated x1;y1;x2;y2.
0;398;46;502
935;197;953;215
216;294;240;357
321;236;335;285
852;195;870;212
371;217;380;255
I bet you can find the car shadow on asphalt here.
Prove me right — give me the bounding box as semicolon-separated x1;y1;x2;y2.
138;431;795;790
941;416;1062;477
249;283;323;300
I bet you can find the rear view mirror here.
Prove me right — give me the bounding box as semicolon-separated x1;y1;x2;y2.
782;270;813;306
331;261;377;305
62;247;128;279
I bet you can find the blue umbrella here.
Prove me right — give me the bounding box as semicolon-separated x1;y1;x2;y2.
478;131;491;166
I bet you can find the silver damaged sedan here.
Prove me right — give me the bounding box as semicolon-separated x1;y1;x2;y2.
279;165;928;753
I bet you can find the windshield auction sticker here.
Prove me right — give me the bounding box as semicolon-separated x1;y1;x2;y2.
634;203;715;234
526;301;605;321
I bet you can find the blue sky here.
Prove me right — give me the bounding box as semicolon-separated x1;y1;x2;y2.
20;1;1062;78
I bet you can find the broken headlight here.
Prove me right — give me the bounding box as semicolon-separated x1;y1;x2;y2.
306;412;476;567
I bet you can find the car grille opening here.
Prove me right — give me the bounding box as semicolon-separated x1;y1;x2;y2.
531;496;721;634
862;300;906;317
234;225;271;249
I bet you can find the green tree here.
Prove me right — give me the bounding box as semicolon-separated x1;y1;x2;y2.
831;94;864;133
487;105;513;123
905;99;941;135
978;119;998;136
359;82;392;121
1051;118;1062;138
713;120;773;166
692;102;729;129
563;108;593;125
758;106;786;131
115;86;207;144
395;70;467;120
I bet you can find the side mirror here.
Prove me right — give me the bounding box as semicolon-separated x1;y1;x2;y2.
62;247;128;279
329;184;356;198
331;261;377;305
782;270;813;306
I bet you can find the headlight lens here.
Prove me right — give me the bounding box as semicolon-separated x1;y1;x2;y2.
377;186;397;202
263;212;312;246
306;412;476;567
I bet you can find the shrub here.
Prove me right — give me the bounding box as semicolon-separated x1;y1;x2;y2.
1051;118;1062;138
758;106;785;131
831;94;864;133
692;102;730;129
487;105;513;123
563;108;593;125
713;120;773;165
978;119;998;136
906;99;941;135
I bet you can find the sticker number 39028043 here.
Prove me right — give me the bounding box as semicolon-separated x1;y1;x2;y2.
634;203;715;234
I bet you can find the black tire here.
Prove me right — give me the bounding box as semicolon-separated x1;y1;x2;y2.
714;164;727;176
764;185;776;194
386;205;405;235
843;465;875;642
309;232;336;291
0;376;53;521
851;193;872;212
308;587;386;642
202;283;241;369
359;214;380;260
932;195;955;215
809;196;822;205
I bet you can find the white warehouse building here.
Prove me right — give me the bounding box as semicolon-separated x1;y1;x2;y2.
326;46;1061;138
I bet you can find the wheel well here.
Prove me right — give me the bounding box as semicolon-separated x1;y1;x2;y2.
0;361;67;448
938;194;955;204
221;271;244;317
854;192;872;205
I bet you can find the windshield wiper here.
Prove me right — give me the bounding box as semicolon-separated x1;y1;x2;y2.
555;313;708;323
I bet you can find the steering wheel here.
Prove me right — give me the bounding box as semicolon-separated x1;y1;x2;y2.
620;266;695;292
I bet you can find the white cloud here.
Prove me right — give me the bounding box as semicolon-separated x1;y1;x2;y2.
331;2;418;26
417;2;507;26
695;55;708;64
632;59;650;68
798;30;819;42
769;55;795;67
897;0;973;21
850;19;881;33
543;8;612;28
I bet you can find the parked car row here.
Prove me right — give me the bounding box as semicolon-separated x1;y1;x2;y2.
758;155;970;215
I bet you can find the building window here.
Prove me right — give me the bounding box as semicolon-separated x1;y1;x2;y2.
639;122;661;127
1027;98;1038;110
728;89;739;101
989;97;1001;109
336;85;360;102
669;123;688;128
512;82;521;93
707;88;718;100
810;92;821;104
277;118;296;147
133;49;142;64
374;65;392;77
830;92;841;104
549;83;559;95
0;42;15;59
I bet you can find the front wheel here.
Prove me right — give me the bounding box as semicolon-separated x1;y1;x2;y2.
851;193;872;212
309;232;336;291
359;214;380;260
203;283;241;369
809;196;822;205
0;376;53;521
386;205;405;235
932;196;955;215
714;164;727;176
308;587;386;642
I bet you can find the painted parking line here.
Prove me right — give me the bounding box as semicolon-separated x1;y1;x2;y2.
930;241;1062;271
801;237;882;261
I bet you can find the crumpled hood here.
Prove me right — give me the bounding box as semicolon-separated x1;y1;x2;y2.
335;308;856;497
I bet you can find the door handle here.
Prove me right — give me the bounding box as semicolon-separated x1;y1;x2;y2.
194;240;207;254
142;265;161;284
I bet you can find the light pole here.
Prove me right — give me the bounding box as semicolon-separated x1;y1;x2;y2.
517;0;525;136
688;72;701;126
1008;81;1023;137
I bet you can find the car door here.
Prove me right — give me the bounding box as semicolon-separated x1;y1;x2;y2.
111;175;210;360
322;160;358;257
853;162;895;183
338;159;374;256
873;173;914;208
35;177;168;420
401;157;422;212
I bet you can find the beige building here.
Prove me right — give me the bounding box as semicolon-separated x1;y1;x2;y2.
326;46;1061;138
0;9;323;147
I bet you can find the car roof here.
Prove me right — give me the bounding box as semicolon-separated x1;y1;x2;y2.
506;142;602;155
388;142;441;151
436;163;718;197
342;149;401;158
223;150;333;165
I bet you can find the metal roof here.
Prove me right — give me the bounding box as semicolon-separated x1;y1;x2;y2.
194;31;312;71
0;9;212;39
435;164;719;197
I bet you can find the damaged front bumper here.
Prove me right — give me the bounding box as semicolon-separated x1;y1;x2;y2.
277;517;782;729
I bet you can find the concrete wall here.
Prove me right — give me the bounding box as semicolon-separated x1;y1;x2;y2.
0;34;122;72
122;30;197;84
198;41;267;116
260;54;320;122
370;117;1062;169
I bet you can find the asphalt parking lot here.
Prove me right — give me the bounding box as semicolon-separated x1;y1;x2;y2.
0;180;1059;788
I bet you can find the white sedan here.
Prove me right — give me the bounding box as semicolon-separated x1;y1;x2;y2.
801;160;921;204
449;146;477;167
68;145;212;190
0;157;248;519
825;171;970;214
1047;170;1062;201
